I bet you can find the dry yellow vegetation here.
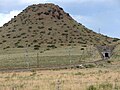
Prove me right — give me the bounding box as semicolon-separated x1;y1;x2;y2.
0;67;120;90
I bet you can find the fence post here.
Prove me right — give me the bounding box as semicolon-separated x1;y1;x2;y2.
56;80;61;90
37;53;39;68
25;48;30;69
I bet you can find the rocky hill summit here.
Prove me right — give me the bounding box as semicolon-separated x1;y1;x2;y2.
0;3;118;50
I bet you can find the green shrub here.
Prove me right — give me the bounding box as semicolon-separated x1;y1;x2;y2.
6;34;11;36
107;60;111;63
75;72;84;76
6;46;10;49
99;83;113;90
34;45;40;48
29;26;32;29
21;33;26;35
38;26;44;29
0;42;2;44
12;29;16;32
34;47;39;50
2;40;6;42
17;45;24;48
47;45;57;49
33;40;38;43
84;64;95;68
82;45;87;47
48;28;52;31
87;85;97;90
112;38;119;42
81;48;84;50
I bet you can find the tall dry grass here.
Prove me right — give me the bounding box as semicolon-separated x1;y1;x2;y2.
0;68;120;90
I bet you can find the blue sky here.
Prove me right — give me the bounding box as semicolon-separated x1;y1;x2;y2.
0;0;120;38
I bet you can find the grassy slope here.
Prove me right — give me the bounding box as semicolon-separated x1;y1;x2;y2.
0;42;119;69
0;45;101;69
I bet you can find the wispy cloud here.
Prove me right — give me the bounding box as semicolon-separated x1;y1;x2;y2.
71;15;94;23
0;10;21;27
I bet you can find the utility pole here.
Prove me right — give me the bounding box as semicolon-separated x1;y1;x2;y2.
98;28;101;34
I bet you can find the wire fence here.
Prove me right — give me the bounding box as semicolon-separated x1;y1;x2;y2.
0;46;101;70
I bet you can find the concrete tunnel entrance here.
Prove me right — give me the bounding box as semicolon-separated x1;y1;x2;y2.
96;45;116;60
105;53;109;58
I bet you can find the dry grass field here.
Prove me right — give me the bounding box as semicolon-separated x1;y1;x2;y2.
0;67;120;90
0;44;119;90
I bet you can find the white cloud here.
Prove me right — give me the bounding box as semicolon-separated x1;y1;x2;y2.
76;0;115;3
77;0;108;3
71;15;94;24
0;10;21;27
20;0;49;4
19;0;75;4
0;0;118;6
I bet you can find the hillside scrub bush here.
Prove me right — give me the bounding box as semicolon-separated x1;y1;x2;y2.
17;45;24;48
29;26;32;29
38;26;44;29
34;45;40;50
84;64;95;68
34;47;39;50
82;45;87;47
2;40;6;42
64;30;68;32
63;23;67;26
47;44;57;49
66;13;70;16
37;12;43;15
107;60;111;63
34;45;40;48
18;28;22;31
47;32;51;35
60;44;64;46
81;48;84;50
2;35;5;37
22;36;27;39
33;40;38;43
59;7;63;10
44;12;49;15
38;18;43;20
6;46;10;49
6;34;11;36
12;30;16;32
48;28;52;31
21;33;26;35
113;38;119;42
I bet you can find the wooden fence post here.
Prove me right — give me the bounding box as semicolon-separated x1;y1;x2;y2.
37;53;39;68
56;80;61;90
